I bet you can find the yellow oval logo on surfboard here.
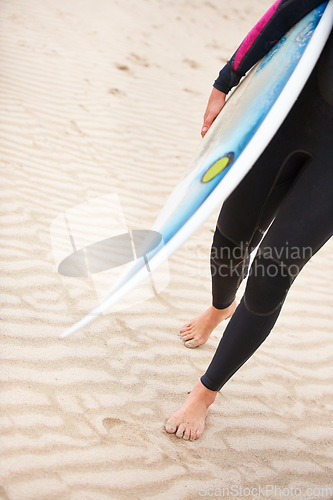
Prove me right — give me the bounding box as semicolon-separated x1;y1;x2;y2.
201;153;234;183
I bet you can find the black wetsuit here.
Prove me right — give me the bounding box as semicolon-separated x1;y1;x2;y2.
200;0;333;392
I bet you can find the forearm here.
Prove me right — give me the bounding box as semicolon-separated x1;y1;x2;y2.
214;0;326;94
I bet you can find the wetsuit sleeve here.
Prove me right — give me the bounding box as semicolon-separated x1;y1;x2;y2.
214;0;326;94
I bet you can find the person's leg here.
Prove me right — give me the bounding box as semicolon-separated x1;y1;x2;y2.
167;153;333;439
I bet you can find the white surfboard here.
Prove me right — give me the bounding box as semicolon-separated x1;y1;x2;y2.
61;1;333;338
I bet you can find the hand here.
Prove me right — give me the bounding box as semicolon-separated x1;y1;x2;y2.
201;87;226;138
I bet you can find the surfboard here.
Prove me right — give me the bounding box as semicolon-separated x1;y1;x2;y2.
61;1;333;338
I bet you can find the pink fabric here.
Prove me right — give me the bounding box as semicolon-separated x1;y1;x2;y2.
234;0;281;70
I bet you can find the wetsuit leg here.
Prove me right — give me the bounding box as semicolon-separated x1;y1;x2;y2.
202;153;333;392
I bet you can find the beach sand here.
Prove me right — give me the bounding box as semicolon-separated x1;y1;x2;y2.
0;0;332;498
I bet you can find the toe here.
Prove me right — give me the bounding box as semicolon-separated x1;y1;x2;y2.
175;423;186;439
183;427;191;441
195;427;203;440
180;332;194;341
184;339;199;349
165;418;178;434
189;429;197;441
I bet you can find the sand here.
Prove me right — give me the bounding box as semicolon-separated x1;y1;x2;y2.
0;0;332;498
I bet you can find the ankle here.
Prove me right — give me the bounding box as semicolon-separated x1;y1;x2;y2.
211;300;236;317
191;381;217;407
212;301;234;311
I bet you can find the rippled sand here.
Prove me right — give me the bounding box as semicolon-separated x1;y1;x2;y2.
0;0;332;498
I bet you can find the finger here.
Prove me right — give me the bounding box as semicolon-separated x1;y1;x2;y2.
201;111;219;137
201;125;209;138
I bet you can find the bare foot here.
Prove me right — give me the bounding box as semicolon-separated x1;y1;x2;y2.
165;381;217;440
179;301;236;348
